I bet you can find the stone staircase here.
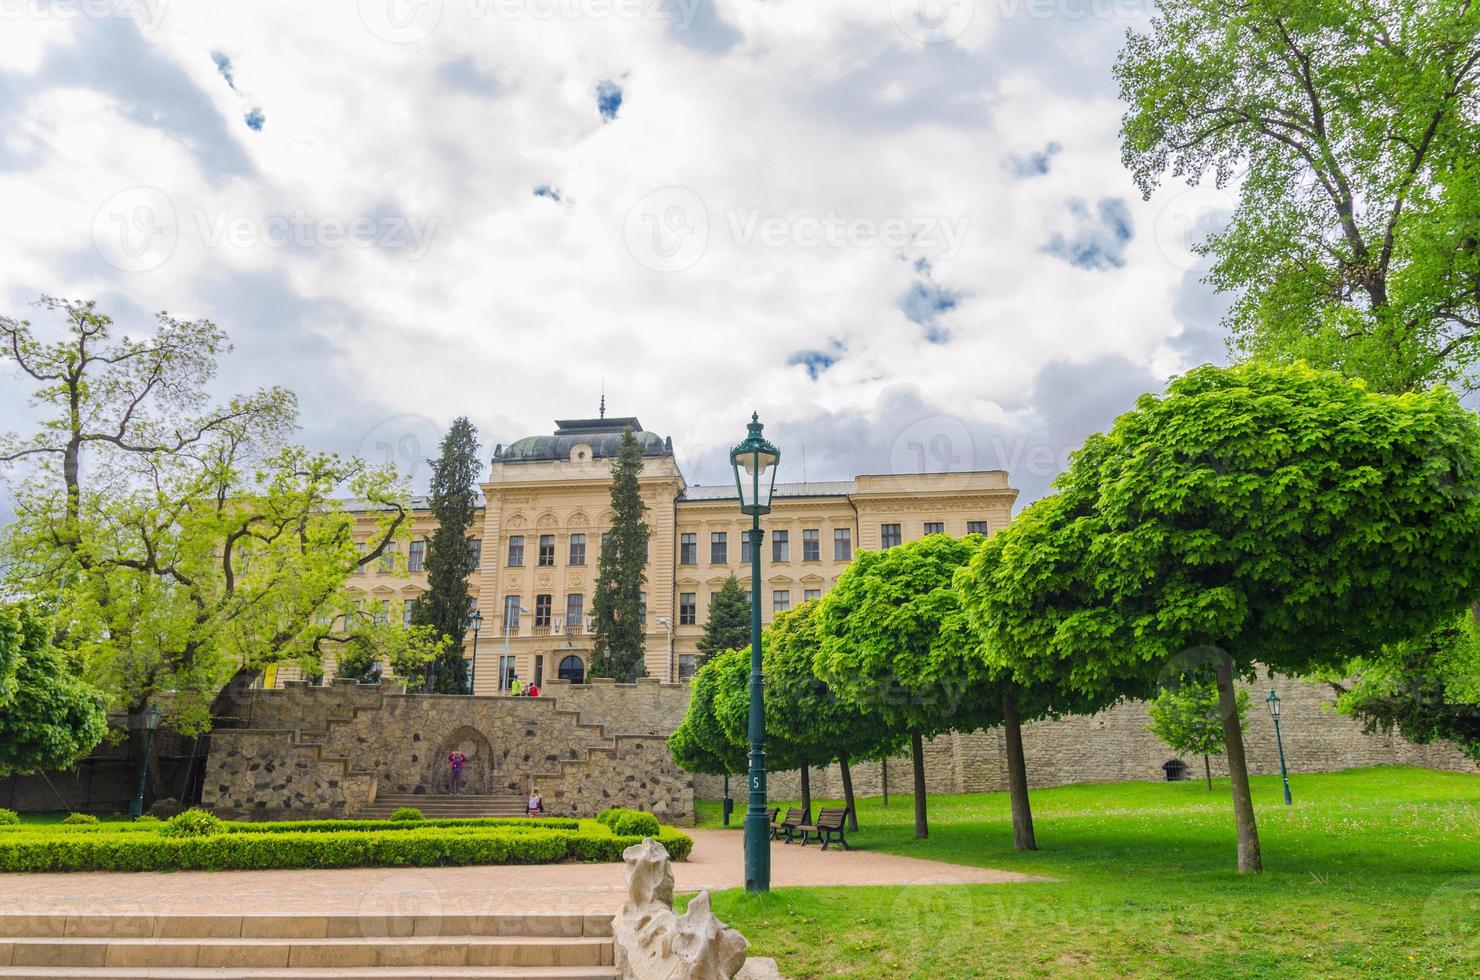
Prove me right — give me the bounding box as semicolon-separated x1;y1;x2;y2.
359;793;529;820
0;913;616;978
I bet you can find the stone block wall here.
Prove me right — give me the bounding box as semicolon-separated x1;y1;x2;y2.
202;680;696;824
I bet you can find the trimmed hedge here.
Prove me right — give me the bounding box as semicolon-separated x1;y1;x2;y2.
0;824;695;872
61;813;98;825
596;807;661;838
389;806;424;821
0;816;581;836
0;809;17;826
161;809;224;838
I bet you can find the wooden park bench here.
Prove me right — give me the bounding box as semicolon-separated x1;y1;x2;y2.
764;806;780;837
797;807;852;851
773;807;806;842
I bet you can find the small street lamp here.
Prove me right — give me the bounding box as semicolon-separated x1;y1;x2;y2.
129;703;162;818
1266;690;1292;805
730;411;779;894
468;609;483;696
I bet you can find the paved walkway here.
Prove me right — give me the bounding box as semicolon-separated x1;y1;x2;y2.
0;830;1041;919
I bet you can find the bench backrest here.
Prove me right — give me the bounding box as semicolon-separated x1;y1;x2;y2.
781;807;806;825
816;807;848;829
766;807;780;824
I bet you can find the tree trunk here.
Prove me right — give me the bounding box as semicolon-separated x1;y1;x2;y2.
1204;754;1213;791
1215;653;1262;873
838;751;858;831
881;757;889;808
910;731;928;839
799;763;812;823
1002;694;1037;851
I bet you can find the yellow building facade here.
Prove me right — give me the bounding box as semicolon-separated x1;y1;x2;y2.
344;415;1018;691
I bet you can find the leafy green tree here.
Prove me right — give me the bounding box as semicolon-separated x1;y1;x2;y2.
669;648;749;780
763;601;903;830
591;429;650;682
708;644;823;819
963;363;1480;872
411;417;481;694
1147;679;1250;789
1116;0;1480;394
0;603;109;776
814;535;1001;840
696;574;750;666
0;298;433;743
1329;612;1480;760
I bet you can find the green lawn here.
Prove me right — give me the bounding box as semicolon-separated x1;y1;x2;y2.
684;766;1480;978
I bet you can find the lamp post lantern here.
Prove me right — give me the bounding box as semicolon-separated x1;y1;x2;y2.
1266;690;1292;805
129;703;162;818
468;609;483;695
730;411;779;893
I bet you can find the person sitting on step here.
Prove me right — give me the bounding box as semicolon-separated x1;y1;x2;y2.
527;788;543;817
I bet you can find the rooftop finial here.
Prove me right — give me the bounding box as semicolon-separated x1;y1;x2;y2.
600;379;606;419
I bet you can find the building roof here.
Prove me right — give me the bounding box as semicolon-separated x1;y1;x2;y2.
679;480;857;502
493;417;673;464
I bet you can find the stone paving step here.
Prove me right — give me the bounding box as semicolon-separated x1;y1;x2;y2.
0;914;613;940
0;914;617;979
3;936;612;969
0;968;617;979
359;795;530;818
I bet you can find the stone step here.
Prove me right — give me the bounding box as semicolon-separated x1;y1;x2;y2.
0;968;617;979
2;936;613;970
0;914;613;940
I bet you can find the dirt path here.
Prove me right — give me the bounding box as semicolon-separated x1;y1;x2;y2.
0;829;1043;919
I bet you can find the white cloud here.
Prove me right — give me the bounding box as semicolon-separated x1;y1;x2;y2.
0;0;1225;500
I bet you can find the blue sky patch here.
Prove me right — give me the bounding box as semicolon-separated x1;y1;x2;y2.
533;185;562;202
244;106;265;131
899;260;961;342
212;51;236;90
596;80;623;121
1042;197;1134;270
1007;141;1061;178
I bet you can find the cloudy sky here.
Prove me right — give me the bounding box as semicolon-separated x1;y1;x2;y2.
0;0;1234;509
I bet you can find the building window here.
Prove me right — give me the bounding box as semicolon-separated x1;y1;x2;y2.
834;528;852;561
352;542;366;574
678;654;698;680
772;530;789;562
639;592;648;624
538;534;556;566
680;533;697;565
740;529;756;564
772;590;790;614
535;594;553;628
507;535;524;567
468;538;482;565
499;654;516;691
408;540;426;572
372;602;389;625
379;544;397;574
804;588;822;603
403;598;416;625
967;521;990;535
569;533;587;566
503;595;521;630
711;532;727;564
679;592;697;626
566;593;584;631
924;522;944;536
558;655;585;684
881;523;902;549
802;529;820;561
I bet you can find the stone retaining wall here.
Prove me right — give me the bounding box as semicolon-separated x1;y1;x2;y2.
202;680;696;824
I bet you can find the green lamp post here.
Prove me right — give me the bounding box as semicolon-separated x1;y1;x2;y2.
730;412;780;893
1266;690;1292;805
128;703;162;818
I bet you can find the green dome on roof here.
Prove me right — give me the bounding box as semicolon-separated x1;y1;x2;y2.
494;417;672;463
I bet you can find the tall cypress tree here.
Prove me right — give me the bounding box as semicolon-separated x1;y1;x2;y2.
696;574;749;667
590;429;649;682
412;417;481;694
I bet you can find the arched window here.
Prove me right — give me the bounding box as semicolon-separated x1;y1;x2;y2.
558;655;585;685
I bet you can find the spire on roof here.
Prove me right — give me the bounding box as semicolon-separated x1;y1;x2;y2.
599;378;606;419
